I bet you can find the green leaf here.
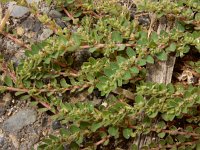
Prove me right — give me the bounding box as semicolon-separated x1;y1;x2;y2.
72;33;81;45
60;78;69;88
146;55;154;64
49;135;59;141
116;56;126;64
4;76;13;87
194;127;200;134
104;68;115;77
55;145;64;150
70;125;80;134
89;47;98;53
67;0;75;4
137;59;146;66
91;122;103;132
167;83;175;93
166;43;176;52
157;121;166;129
126;47;136;58
29;101;38;107
35;80;43;89
103;139;110;146
129;67;139;74
183;45;190;54
177;135;186;142
15;91;26;96
23;80;31;88
117;79;122;86
88;86;94;94
166;135;174;144
186;126;193;132
31;44;40;55
20;95;30;101
123;71;131;80
158;132;165;138
38;144;48;149
42;139;52;144
123;128;132;139
135;95;145;105
38;108;49;113
176;21;185;32
108;126;119;138
148;110;158;118
156;51;168;61
118;44;126;51
76;135;84;145
80;122;90;130
151;31;158;42
196;143;200;150
161;113;175;121
131;144;138;150
74;11;82;18
111;31;123;43
44;57;51;64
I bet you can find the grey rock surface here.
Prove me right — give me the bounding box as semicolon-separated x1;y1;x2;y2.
49;10;62;18
3;109;37;133
0;136;4;146
39;28;53;41
21;17;43;32
9;4;29;18
0;107;5;117
21;18;35;31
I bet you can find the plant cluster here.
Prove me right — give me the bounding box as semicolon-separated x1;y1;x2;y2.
0;0;200;149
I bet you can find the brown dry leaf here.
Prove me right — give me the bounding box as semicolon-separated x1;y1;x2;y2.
9;134;19;149
177;69;194;84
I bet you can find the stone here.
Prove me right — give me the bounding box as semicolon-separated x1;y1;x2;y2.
6;40;19;51
49;10;62;18
32;20;42;32
52;120;62;130
3;109;37;133
138;15;150;26
73;49;91;70
0;107;5;116
21;18;35;31
55;18;67;28
8;4;29;18
0;135;4;146
39;28;53;41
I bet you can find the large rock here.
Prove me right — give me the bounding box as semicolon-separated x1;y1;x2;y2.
3;109;37;133
8;3;29;18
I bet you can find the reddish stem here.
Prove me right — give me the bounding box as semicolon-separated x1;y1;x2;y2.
95;135;111;146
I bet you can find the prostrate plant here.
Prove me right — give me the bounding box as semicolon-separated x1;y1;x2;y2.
0;0;200;149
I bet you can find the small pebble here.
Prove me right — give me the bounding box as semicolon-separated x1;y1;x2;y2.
52;120;62;130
